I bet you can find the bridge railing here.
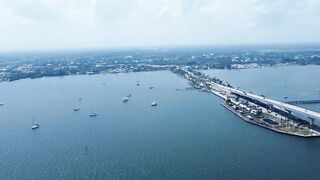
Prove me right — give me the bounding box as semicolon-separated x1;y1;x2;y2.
285;100;320;105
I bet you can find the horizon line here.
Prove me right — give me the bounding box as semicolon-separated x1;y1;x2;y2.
1;42;320;54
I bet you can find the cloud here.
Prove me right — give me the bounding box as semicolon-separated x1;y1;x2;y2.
0;0;319;50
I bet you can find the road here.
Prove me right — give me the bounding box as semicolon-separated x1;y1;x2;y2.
214;83;320;122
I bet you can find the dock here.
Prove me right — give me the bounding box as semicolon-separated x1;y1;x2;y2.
222;102;320;138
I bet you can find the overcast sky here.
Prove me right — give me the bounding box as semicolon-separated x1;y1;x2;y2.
0;0;320;51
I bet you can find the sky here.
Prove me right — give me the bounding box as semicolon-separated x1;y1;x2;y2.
0;0;320;51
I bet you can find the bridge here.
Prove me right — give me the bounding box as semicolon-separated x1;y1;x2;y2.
179;68;320;126
285;99;320;105
233;90;320;125
212;83;320;125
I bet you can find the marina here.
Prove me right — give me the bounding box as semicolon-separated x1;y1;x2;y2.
222;102;320;137
173;67;320;137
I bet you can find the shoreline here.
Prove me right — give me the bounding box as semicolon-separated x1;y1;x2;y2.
221;102;320;138
1;64;320;83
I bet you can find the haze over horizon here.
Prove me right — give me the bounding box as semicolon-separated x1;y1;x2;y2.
1;0;320;51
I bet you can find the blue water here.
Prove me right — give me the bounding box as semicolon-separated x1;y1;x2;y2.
1;70;320;180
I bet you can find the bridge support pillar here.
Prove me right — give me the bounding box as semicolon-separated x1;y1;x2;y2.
309;118;315;126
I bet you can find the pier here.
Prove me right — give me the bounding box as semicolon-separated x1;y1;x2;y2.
205;80;320;124
224;89;320;125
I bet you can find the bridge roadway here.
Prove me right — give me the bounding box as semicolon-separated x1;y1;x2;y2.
213;83;320;122
286;99;320;105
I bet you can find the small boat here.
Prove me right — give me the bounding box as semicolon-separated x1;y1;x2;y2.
89;113;97;117
31;115;39;129
78;98;82;101
0;103;4;106
149;86;154;89
122;97;129;102
32;123;40;129
151;101;157;106
284;96;288;99
127;94;132;97
73;108;80;111
137;83;140;86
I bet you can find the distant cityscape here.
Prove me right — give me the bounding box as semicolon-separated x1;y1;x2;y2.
0;46;320;82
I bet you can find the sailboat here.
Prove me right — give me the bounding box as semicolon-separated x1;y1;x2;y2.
122;96;129;102
73;108;80;111
31;115;40;129
73;98;81;111
89;112;97;117
151;101;157;106
88;105;98;117
32;123;40;129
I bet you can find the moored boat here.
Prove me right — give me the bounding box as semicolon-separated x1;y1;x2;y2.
73;108;80;111
32;123;40;129
122;97;129;102
151;101;157;106
89;113;97;117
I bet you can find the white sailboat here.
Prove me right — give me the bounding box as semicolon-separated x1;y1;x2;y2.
32;123;40;129
122;96;129;102
31;116;40;129
151;101;157;106
73;98;81;111
73;108;80;111
89;112;97;117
